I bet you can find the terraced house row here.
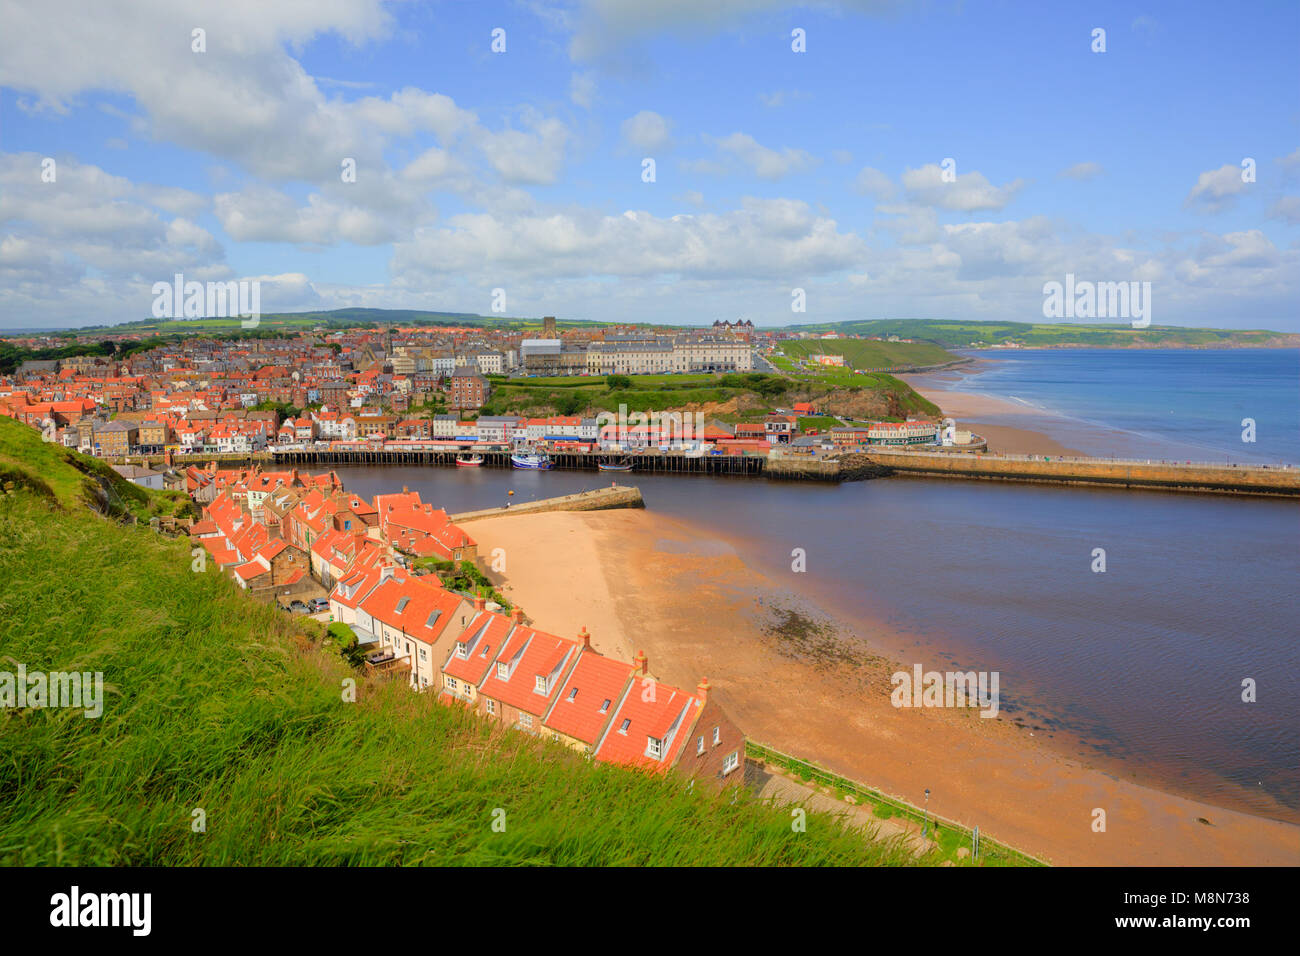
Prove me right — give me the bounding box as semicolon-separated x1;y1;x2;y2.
330;569;745;788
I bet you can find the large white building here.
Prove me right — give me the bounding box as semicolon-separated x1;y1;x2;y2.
585;334;753;375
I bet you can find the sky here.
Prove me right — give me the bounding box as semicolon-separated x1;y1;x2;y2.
1;0;1298;331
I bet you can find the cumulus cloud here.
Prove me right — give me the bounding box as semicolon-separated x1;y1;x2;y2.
1184;163;1251;212
708;132;817;180
620;110;673;152
902;164;1028;212
852;166;896;201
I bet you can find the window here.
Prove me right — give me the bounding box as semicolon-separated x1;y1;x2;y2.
534;676;548;694
395;596;410;613
519;713;533;729
567;687;578;702
618;718;630;735
497;662;509;680
446;677;459;691
486;699;496;715
722;751;739;775
712;726;721;746
455;642;468;660
646;737;662;759
600;698;611;714
697;736;704;756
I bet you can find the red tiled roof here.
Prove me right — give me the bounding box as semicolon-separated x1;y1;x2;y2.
543;650;632;745
477;626;578;717
593;681;701;772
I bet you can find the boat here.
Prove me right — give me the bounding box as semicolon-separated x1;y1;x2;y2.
455;454;484;467
598;460;633;472
511;453;553;470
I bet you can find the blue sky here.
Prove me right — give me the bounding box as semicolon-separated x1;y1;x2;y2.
2;0;1298;329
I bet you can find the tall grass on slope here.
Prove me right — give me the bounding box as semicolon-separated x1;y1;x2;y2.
0;490;921;866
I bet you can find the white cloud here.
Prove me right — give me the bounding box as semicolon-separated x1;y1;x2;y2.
1184;163;1250;212
902;164;1028;212
711;132;817;180
852;166;896;201
621;110;673;152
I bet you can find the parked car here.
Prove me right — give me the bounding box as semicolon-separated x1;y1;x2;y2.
308;597;329;612
288;600;310;614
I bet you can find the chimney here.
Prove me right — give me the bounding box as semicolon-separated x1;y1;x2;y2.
578;626;591;650
697;677;711;702
402;485;409;493
511;607;524;623
632;650;648;677
474;595;486;611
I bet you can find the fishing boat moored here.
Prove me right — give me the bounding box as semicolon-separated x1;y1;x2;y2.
455;454;484;467
598;460;633;472
511;453;553;470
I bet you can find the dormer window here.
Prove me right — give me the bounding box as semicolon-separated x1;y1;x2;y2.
455;642;468;660
534;676;548;694
497;662;509;680
646;737;663;759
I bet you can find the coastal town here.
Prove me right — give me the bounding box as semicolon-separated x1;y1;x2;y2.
0;317;967;473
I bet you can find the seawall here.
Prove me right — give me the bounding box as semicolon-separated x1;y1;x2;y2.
450;484;645;523
864;450;1300;497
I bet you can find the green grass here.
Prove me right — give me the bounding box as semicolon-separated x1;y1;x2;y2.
779;319;1296;350
0;415;931;866
794;416;844;432
777;339;956;370
0;420;194;521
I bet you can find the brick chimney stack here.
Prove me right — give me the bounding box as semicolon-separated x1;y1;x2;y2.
578;626;591;650
474;595;486;611
632;650;648;677
697;678;710;702
512;607;524;623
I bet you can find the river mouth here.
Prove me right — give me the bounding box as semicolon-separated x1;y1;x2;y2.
329;461;1300;828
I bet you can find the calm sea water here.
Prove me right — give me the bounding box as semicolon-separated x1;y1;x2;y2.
924;348;1300;464
331;462;1300;824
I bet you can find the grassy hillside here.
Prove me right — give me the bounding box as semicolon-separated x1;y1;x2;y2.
478;371;939;423
0;415;936;866
776;338;956;370
0;421;194;520
784;319;1299;349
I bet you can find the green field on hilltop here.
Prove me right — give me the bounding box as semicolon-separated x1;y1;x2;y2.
782;319;1297;349
0;415;970;866
776;338;956;370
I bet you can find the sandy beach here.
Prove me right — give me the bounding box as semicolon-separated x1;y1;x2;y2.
470;508;1300;866
897;376;1086;457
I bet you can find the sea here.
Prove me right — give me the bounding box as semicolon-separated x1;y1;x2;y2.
329;348;1300;824
911;347;1300;465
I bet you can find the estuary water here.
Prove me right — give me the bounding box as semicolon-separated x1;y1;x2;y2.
327;348;1300;823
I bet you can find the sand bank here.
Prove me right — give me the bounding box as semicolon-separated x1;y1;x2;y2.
899;379;1086;457
469;508;1300;866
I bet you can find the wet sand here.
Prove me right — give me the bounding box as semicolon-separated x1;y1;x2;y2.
470;509;1300;866
899;378;1087;457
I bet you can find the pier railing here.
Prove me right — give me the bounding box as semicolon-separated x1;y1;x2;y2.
745;739;1049;866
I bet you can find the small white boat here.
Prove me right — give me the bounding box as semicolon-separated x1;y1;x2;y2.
455;455;484;467
598;460;633;472
511;453;552;470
